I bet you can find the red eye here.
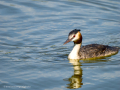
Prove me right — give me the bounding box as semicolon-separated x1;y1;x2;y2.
73;35;75;37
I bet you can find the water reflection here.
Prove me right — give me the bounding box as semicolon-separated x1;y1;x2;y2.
67;59;83;89
65;58;110;89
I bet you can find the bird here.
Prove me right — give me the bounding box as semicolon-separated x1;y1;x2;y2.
63;29;119;60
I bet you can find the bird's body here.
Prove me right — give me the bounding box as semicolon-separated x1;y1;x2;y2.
79;44;118;59
64;29;119;60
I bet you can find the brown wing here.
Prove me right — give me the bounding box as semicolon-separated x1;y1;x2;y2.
79;44;118;59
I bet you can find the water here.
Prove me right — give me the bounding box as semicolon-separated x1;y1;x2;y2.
0;0;120;90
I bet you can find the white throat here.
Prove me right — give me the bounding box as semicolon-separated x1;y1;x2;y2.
68;43;82;60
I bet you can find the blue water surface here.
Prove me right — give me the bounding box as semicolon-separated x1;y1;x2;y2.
0;0;120;90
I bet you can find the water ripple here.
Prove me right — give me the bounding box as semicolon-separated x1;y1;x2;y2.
0;0;120;90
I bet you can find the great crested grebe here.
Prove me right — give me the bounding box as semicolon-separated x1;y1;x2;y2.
63;29;119;60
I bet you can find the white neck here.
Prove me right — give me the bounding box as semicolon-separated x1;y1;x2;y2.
68;43;82;60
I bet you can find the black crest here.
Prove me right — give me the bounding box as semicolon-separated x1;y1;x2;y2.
69;29;81;36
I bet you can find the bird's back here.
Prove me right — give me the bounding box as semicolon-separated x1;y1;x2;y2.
79;44;119;59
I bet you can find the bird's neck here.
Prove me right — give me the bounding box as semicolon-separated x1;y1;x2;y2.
68;43;82;60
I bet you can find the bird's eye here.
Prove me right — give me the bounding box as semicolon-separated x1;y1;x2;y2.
73;35;75;37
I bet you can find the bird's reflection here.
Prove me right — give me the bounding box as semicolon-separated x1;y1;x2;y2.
66;59;83;89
